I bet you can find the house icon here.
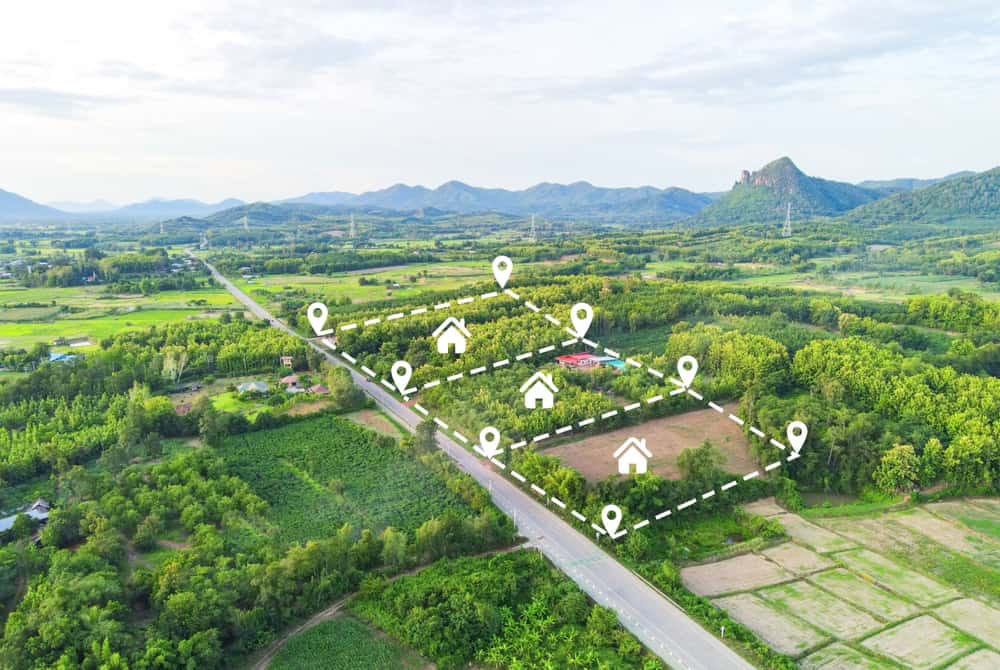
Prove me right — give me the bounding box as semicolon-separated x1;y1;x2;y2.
520;371;558;409
432;317;471;354
613;437;651;475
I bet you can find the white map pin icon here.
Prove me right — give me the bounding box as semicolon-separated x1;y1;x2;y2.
787;421;808;453
492;256;512;289
601;504;622;537
390;361;412;394
570;303;594;338
677;355;699;388
307;302;332;336
478;426;501;458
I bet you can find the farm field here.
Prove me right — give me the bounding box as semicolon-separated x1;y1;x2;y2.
682;499;1000;668
733;270;1000;303
543;407;754;483
268;616;427;670
220;415;471;546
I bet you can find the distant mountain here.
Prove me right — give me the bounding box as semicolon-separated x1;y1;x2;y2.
845;167;1000;226
857;171;976;195
47;199;118;213
691;157;881;225
286;180;712;222
110;198;245;220
0;187;67;221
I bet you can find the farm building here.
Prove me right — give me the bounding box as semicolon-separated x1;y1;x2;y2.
308;384;328;394
556;353;600;369
0;498;50;539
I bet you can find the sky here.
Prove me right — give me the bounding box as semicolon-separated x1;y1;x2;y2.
1;0;999;205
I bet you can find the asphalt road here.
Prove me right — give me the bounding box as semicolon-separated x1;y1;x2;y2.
203;258;755;670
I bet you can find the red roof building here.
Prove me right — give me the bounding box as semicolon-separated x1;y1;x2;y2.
555;353;600;369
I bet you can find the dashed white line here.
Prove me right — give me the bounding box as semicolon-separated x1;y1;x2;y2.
708;401;724;413
655;509;672;520
340;323;358;331
510;440;527;450
341;352;356;363
550;497;566;509
511;470;526;483
765;460;782;471
492;359;510;368
604;347;620;358
728;414;745;426
578;417;595;427
433;418;449;430
769;438;787;450
410;307;428;315
364;317;381;326
533;433;551;443
571;510;587;522
515;352;533;361
361;365;376;377
525;301;540;312
413;404;429;416
457;297;474;304
531;484;547;496
434;302;451;310
750;426;766;438
387;312;404;321
702;490;716;500
624;402;641;412
601;410;619;419
545;314;561;325
625;358;642;368
647;368;664;378
422;379;440;389
453;431;469;443
647;394;663;404
633;519;650;530
538;344;555;354
743;470;759;480
721;481;738;491
677;498;697;511
447;372;465;381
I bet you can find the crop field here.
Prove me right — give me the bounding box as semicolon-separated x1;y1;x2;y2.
682;500;1000;667
543;407;754;483
220;415;470;546
733;270;1000;303
269;616;427;670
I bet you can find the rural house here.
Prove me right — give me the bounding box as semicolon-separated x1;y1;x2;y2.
556;353;600;369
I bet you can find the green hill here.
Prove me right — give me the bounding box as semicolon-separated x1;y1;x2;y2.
844;166;1000;226
691;157;881;225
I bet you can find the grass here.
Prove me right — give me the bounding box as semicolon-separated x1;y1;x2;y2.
956;515;1000;542
0;308;228;348
219;415;470;546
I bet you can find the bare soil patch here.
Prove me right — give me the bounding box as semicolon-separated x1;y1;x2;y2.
286;400;332;416
861;615;977;670
809;569;919;622
741;497;785;517
682;553;793;597
933;598;1000;645
346;409;402;437
949;649;1000;670
761;542;834;575
712;593;827;656
891;508;995;554
757;580;882;639
773;514;856;554
545;407;754;483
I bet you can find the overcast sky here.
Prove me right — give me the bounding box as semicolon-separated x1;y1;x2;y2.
2;1;999;204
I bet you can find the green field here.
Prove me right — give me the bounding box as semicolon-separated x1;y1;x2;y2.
0;308;227;348
269;616;427;670
220;415;470;546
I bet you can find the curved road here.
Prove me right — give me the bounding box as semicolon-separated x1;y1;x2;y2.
202;257;754;670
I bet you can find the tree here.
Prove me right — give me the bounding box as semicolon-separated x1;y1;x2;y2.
414;419;437;452
874;444;919;494
919;438;944;487
10;513;34;541
676;441;725;486
381;527;408;571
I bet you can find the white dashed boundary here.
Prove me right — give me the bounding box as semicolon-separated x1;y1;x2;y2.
318;286;802;542
334;289;504;333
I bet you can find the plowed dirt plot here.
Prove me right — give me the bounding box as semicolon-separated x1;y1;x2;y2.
934;598;1000;644
757;581;882;639
808;569;920;621
949;649;1000;670
761;542;833;575
892;508;998;555
543;407;754;482
681;553;793;597
835;549;960;606
712;593;828;657
801;643;896;670
861;615;977;670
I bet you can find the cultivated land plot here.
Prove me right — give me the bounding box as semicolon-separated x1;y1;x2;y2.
544;407;754;483
221;415;470;546
949;649;1000;670
773;513;857;554
711;593;828;656
933;598;1000;646
892;508;1000;557
761;542;833;575
742;496;785;517
681;553;793;596
835;549;960;607
800;643;897;670
345;409;403;437
809;568;920;621
757;580;882;639
928;500;1000;542
861;615;977;670
816;516;922;554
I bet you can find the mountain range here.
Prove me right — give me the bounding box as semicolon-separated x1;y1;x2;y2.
1;159;994;226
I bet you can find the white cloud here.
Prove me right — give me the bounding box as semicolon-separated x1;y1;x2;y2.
0;0;998;202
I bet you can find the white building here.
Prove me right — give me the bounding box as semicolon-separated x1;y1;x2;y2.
613;437;651;475
432;317;471;355
520;371;558;409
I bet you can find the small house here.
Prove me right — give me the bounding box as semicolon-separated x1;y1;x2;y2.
279;374;300;386
520;371;558;409
432;317;471;355
48;352;79;364
613;437;651;475
308;384;328;394
0;498;50;539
